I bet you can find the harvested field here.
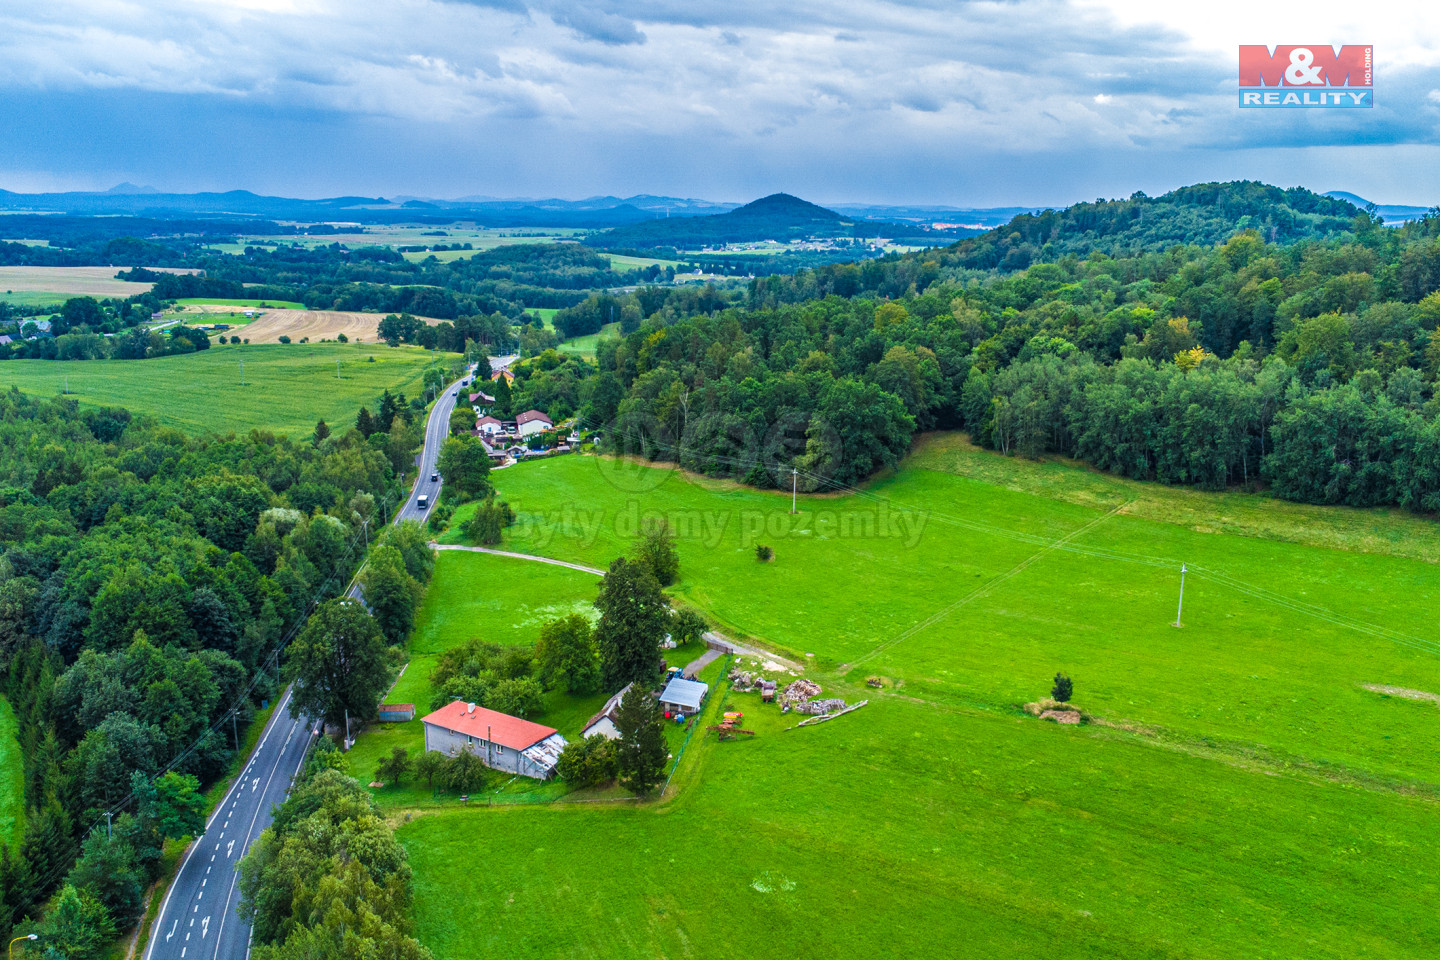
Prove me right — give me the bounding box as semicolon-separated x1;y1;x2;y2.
232;308;441;343
0;265;196;297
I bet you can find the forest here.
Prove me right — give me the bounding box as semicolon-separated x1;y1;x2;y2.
504;183;1440;509
0;388;422;949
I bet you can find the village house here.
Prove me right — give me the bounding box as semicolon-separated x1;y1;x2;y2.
515;409;553;437
580;683;633;740
421;700;568;779
475;415;504;436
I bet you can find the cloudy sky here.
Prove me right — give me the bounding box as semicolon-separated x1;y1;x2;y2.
0;0;1436;205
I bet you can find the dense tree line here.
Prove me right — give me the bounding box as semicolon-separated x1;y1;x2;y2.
239;742;431;960
497;192;1440;510
0;389;418;948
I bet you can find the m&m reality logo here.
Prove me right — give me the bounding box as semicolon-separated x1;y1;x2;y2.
1238;45;1372;108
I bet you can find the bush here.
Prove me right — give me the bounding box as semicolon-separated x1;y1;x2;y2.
556;734;618;787
755;544;774;562
1051;672;1073;702
278;335;291;344
337;333;348;342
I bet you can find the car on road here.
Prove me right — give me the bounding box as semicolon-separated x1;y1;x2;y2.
417;493;429;509
430;472;439;482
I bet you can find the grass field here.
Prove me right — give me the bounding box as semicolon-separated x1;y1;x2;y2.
392;434;1440;957
558;321;620;358
0;698;22;847
174;298;307;310
0;342;450;435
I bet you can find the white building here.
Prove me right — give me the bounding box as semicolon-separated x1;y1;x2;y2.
420;700;567;779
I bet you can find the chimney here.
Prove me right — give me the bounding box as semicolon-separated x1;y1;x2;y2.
466;702;476;714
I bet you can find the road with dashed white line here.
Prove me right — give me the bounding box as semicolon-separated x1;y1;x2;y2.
144;366;476;960
143;688;314;960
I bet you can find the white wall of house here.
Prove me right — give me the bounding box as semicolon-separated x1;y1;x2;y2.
517;418;551;438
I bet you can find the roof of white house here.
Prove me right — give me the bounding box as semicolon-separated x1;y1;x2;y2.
476;415;502;427
659;677;708;711
583;682;632;734
515;409;552;426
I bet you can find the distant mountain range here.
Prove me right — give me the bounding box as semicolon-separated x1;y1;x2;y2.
1323;191;1432;224
0;184;1023;231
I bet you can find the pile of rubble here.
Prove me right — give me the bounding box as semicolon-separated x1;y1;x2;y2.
729;669;764;691
778;678;822;708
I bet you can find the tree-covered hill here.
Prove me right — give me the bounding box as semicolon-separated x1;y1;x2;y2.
589;192;875;249
926;181;1364;271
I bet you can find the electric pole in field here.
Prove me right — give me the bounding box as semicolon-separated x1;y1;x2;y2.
791;467;798;514
103;811;112;840
1173;563;1188;627
336;359;341;379
240;359;245;386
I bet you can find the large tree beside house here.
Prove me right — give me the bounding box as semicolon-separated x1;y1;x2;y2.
595;557;668;690
614;683;668;795
286;598;392;733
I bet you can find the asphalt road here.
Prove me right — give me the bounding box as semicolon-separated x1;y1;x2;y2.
144;366;474;960
395;365;476;525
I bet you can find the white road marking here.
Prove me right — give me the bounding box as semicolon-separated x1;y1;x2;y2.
165;920;178;942
201;916;210;939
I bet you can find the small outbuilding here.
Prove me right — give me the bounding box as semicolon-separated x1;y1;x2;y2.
377;703;416;722
421;700;568;779
580;682;633;740
659;677;709;717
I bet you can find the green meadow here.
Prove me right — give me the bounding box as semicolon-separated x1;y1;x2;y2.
392;435;1440;957
0;342;450;436
173;297;307;310
557;320;620;358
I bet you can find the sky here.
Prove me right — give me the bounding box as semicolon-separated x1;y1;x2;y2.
0;0;1437;206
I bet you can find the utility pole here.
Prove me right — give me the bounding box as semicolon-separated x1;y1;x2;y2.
104;811;112;841
336;359;341;379
240;359;245;386
231;710;239;751
1173;563;1188;627
791;467;798;514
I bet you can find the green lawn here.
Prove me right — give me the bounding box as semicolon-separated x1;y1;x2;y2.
0;342;450;436
0;291;67;307
402;688;1440;960
173;298;307;310
0;698;22;847
557;321;620;358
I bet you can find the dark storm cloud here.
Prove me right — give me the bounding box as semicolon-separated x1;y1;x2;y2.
0;0;1434;204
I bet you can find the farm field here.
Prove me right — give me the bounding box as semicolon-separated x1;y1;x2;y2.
0;698;22;847
0;265;196;297
397;439;1440;957
225;308;442;344
0;342;448;435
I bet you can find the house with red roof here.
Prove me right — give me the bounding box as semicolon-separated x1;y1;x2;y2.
420;700;568;779
475;415;504;436
515;409;553;438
